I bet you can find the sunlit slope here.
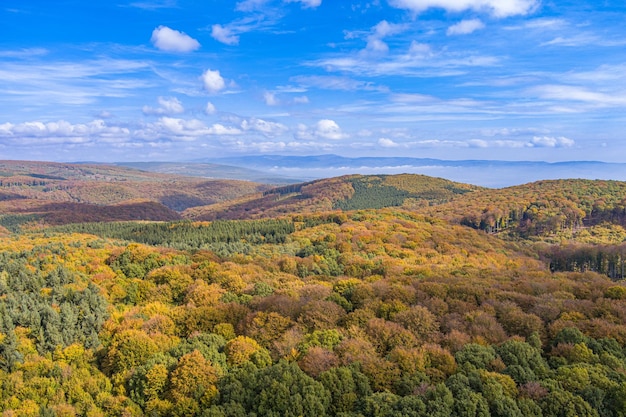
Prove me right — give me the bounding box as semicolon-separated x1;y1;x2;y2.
183;173;482;220
423;179;626;238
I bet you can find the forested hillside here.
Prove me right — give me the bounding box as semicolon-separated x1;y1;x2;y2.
0;161;270;230
425;179;626;237
2;208;626;416
2;162;626;415
183;174;481;221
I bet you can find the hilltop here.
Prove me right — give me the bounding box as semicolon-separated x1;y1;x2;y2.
183;173;482;221
423;178;626;240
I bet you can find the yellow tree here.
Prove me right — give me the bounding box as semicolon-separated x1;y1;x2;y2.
168;350;218;409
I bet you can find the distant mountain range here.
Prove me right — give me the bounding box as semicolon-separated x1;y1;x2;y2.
196;155;626;188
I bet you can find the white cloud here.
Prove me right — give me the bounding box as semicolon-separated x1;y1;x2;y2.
205;101;217;114
447;19;485;35
0;48;48;58
366;39;390;53
0;119;130;145
286;0;322;8
408;41;433;57
524;18;565;29
294;121;347;141
142;96;185;115
264;91;279;106
151;26;201;52
541;34;599;47
201;69;226;93
235;0;270;12
293;96;309;104
364;20;408;53
389;0;538;18
291;75;386;92
391;93;436;103
0;58;153;106
211;24;240;46
130;0;177;10
530;85;626;106
210;15;280;46
308;42;498;77
157;117;208;139
211;1;321;47
370;136;577;150
531;136;575;148
231;140;289;153
207;123;242;135
137;117;242;141
379;138;399;148
241;117;288;137
315;119;348;140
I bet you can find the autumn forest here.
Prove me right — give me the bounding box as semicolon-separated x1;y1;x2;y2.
1;161;626;416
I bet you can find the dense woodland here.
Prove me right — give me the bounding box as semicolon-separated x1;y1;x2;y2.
2;164;626;415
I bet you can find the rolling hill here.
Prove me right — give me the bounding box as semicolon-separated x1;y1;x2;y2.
3;160;626;415
0;160;271;230
182;173;483;221
422;178;626;239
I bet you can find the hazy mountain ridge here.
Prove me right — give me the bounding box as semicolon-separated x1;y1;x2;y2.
115;161;300;184
201;154;626;188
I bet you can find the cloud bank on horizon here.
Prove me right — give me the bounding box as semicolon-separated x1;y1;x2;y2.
0;0;625;163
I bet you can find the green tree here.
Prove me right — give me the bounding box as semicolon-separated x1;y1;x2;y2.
320;365;372;415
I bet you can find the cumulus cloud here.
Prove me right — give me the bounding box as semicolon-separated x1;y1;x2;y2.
241;117;288;137
365;136;577;150
205;101;217;115
405;137;574;149
201;69;226;93
151;26;201;52
314;119;348;140
137;117;242;141
155;117;208;140
378;138;399;148
264;91;279;106
211;24;240;45
531;136;575;148
389;0;538;18
447;19;485;35
0;119;130;145
142;96;185;115
364;20;408;53
207;123;242;135
98;111;113;119
408;41;433;57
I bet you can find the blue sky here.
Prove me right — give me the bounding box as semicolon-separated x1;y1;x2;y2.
1;0;625;163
